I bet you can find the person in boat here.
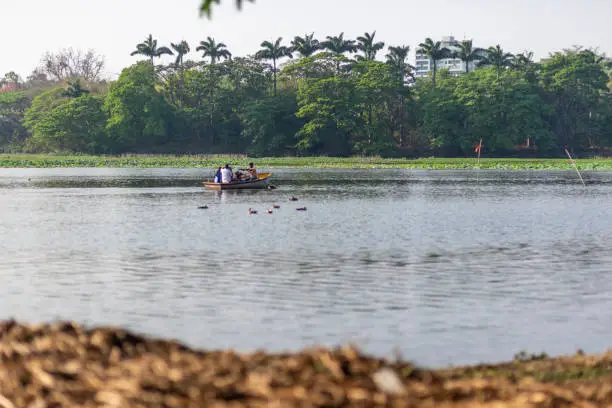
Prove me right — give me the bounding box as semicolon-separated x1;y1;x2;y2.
213;167;222;183
220;164;233;183
247;162;258;180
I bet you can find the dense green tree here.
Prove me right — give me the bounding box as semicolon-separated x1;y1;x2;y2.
356;31;385;61
296;74;357;155
417;79;467;153
352;61;397;150
255;37;293;96
291;33;320;57
104;62;173;151
280;53;339;86
23;87;68;132
453;68;553;152
539;48;610;150
130;34;173;65
27;95;107;153
196;37;231;64
0;92;30;150
240;91;303;155
417;38;452;87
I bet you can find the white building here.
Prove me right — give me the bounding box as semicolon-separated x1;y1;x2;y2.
414;36;479;79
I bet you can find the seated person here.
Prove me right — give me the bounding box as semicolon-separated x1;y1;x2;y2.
247;162;258;179
213;167;222;183
220;164;233;183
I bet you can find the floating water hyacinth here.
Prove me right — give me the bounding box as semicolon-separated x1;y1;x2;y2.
0;155;611;170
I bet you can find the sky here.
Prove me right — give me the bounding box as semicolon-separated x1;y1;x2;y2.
2;0;611;80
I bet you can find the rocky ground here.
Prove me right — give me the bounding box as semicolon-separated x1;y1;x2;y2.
1;321;611;407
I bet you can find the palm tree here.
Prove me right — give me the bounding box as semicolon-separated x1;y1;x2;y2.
196;37;232;64
170;41;190;106
480;45;514;79
386;45;413;86
453;40;486;73
171;40;190;67
515;50;534;67
356;31;385;61
291;33;320;57
255;37;293;96
321;32;357;73
417;38;452;87
130;34;173;65
386;45;413;147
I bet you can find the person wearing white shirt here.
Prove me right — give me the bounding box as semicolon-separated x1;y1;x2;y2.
221;164;233;183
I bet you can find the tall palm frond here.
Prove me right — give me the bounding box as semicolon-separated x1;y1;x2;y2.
291;33;320;57
453;40;486;73
171;40;190;67
479;45;515;78
255;37;293;95
130;34;173;65
321;32;357;55
196;37;232;64
386;45;414;85
356;31;385;61
417;37;452;87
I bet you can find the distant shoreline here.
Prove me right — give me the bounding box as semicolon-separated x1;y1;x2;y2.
1;154;612;170
0;320;611;406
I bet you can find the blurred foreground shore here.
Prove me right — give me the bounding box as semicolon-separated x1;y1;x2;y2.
0;321;611;407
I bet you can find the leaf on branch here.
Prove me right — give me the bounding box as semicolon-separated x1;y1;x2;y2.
200;0;255;18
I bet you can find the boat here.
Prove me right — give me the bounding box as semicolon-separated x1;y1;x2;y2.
202;172;272;190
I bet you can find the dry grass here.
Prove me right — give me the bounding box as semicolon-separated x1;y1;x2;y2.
1;321;612;406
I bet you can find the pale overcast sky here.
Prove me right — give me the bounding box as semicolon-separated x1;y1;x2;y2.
2;0;611;80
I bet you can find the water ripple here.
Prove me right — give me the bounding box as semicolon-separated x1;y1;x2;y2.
0;168;611;366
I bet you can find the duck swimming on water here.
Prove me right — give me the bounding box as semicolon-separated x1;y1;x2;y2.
289;196;298;201
296;207;307;211
248;208;258;215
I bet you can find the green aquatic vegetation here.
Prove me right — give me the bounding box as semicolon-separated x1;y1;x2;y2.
0;154;611;170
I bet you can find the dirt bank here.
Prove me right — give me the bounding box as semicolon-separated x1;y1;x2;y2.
0;320;611;407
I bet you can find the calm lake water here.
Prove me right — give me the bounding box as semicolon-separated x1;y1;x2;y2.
0;167;611;367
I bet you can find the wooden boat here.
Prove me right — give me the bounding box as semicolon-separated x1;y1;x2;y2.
202;172;271;190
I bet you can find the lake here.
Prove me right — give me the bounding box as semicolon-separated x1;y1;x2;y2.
0;167;610;367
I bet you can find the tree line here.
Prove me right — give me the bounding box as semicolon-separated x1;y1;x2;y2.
0;33;611;157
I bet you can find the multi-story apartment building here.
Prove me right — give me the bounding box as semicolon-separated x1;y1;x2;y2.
414;36;479;79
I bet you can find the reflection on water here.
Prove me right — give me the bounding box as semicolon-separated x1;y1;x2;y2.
0;168;611;366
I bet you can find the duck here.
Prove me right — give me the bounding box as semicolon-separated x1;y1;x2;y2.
198;205;209;209
296;207;307;211
248;208;257;215
289;196;298;201
272;204;280;209
266;208;273;214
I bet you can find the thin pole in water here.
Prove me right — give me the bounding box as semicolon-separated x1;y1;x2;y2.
564;147;586;187
475;139;483;183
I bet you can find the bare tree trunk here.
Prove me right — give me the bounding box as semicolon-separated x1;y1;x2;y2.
432;61;437;88
273;59;277;96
